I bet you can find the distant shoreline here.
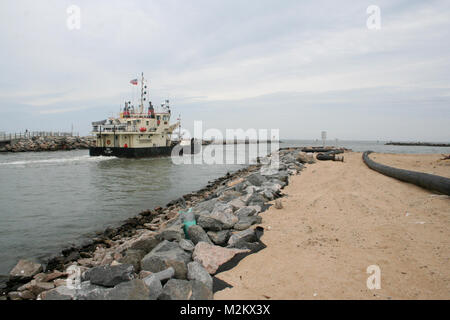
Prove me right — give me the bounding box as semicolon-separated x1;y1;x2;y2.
385;142;450;147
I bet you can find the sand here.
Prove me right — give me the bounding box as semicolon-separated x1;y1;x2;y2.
214;152;450;300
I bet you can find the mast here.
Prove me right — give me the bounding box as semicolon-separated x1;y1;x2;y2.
139;72;144;114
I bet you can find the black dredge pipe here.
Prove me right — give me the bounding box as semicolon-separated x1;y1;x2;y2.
362;151;450;196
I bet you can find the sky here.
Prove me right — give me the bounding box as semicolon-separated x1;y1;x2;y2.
0;0;449;141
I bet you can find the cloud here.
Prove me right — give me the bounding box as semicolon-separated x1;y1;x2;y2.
0;0;449;140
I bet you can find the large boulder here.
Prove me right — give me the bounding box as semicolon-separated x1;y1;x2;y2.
211;202;234;215
234;215;262;231
187;225;212;245
41;285;76;300
9;259;43;282
206;203;238;229
244;192;266;207
141;240;191;279
106;279;150;300
235;206;257;218
260;189;275;201
143;275;163;300
207;230;231;246
228;198;246;211
159;279;213;300
218;190;241;202
119;249;146;272
197;215;228;231
192;198;219;215
179;239;195;252
158;225;185;242
190;280;214;300
246;173;267;186
129;235;160;254
227;229;258;247
74;281;112;300
83;264;135;288
158;279;192;300
192;242;249;274
187;261;213;290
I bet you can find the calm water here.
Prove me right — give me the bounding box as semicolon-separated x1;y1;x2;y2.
0;140;449;275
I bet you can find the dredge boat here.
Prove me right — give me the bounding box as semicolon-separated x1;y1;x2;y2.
89;73;180;158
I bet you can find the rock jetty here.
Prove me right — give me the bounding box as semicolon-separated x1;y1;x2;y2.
1;147;314;300
0;136;95;153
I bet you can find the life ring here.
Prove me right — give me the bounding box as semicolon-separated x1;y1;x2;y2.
140;127;147;132
106;140;111;145
157;120;161;125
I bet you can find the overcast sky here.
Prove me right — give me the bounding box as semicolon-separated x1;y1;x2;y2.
0;0;449;141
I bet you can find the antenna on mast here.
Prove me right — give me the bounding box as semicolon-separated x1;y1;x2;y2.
139;72;144;114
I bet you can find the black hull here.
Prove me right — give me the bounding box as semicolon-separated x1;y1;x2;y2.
89;146;175;158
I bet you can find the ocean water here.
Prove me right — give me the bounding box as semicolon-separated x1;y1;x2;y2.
0;140;449;275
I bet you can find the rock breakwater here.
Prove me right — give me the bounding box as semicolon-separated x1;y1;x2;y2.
2;147;315;300
0;136;95;153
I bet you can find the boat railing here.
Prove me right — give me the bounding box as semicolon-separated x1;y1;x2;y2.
92;125;158;133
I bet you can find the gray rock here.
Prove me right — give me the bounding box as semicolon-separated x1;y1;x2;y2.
228;229;258;247
233;182;246;193
149;267;175;282
207;230;231;246
234;216;262;231
141;240;191;279
197;215;227;231
235;206;257;218
277;171;289;183
119;249;145;272
248;205;262;214
158;225;185;242
262;181;282;193
260;189;275;201
187;262;213;290
218;190;241;202
179;239;195;252
84;264;135;288
75;281;112;300
187;225;213;245
190;280;213;300
9;259;43;281
283;154;296;164
158;279;212;300
41;285;76;300
130;236;160;254
245;193;266;207
246;173;267;186
159;279;192;300
212;202;234;215
192;198;219;214
107;279;150;300
143;275;163;300
228;198;246;211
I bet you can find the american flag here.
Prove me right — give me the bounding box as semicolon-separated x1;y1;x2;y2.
130;79;138;85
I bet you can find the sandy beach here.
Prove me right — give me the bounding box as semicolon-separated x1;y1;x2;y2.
215;152;450;300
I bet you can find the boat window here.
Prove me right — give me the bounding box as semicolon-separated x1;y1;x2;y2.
146;121;149;125
157;115;161;120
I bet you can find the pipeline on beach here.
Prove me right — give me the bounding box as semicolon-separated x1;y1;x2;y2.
362;151;450;196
